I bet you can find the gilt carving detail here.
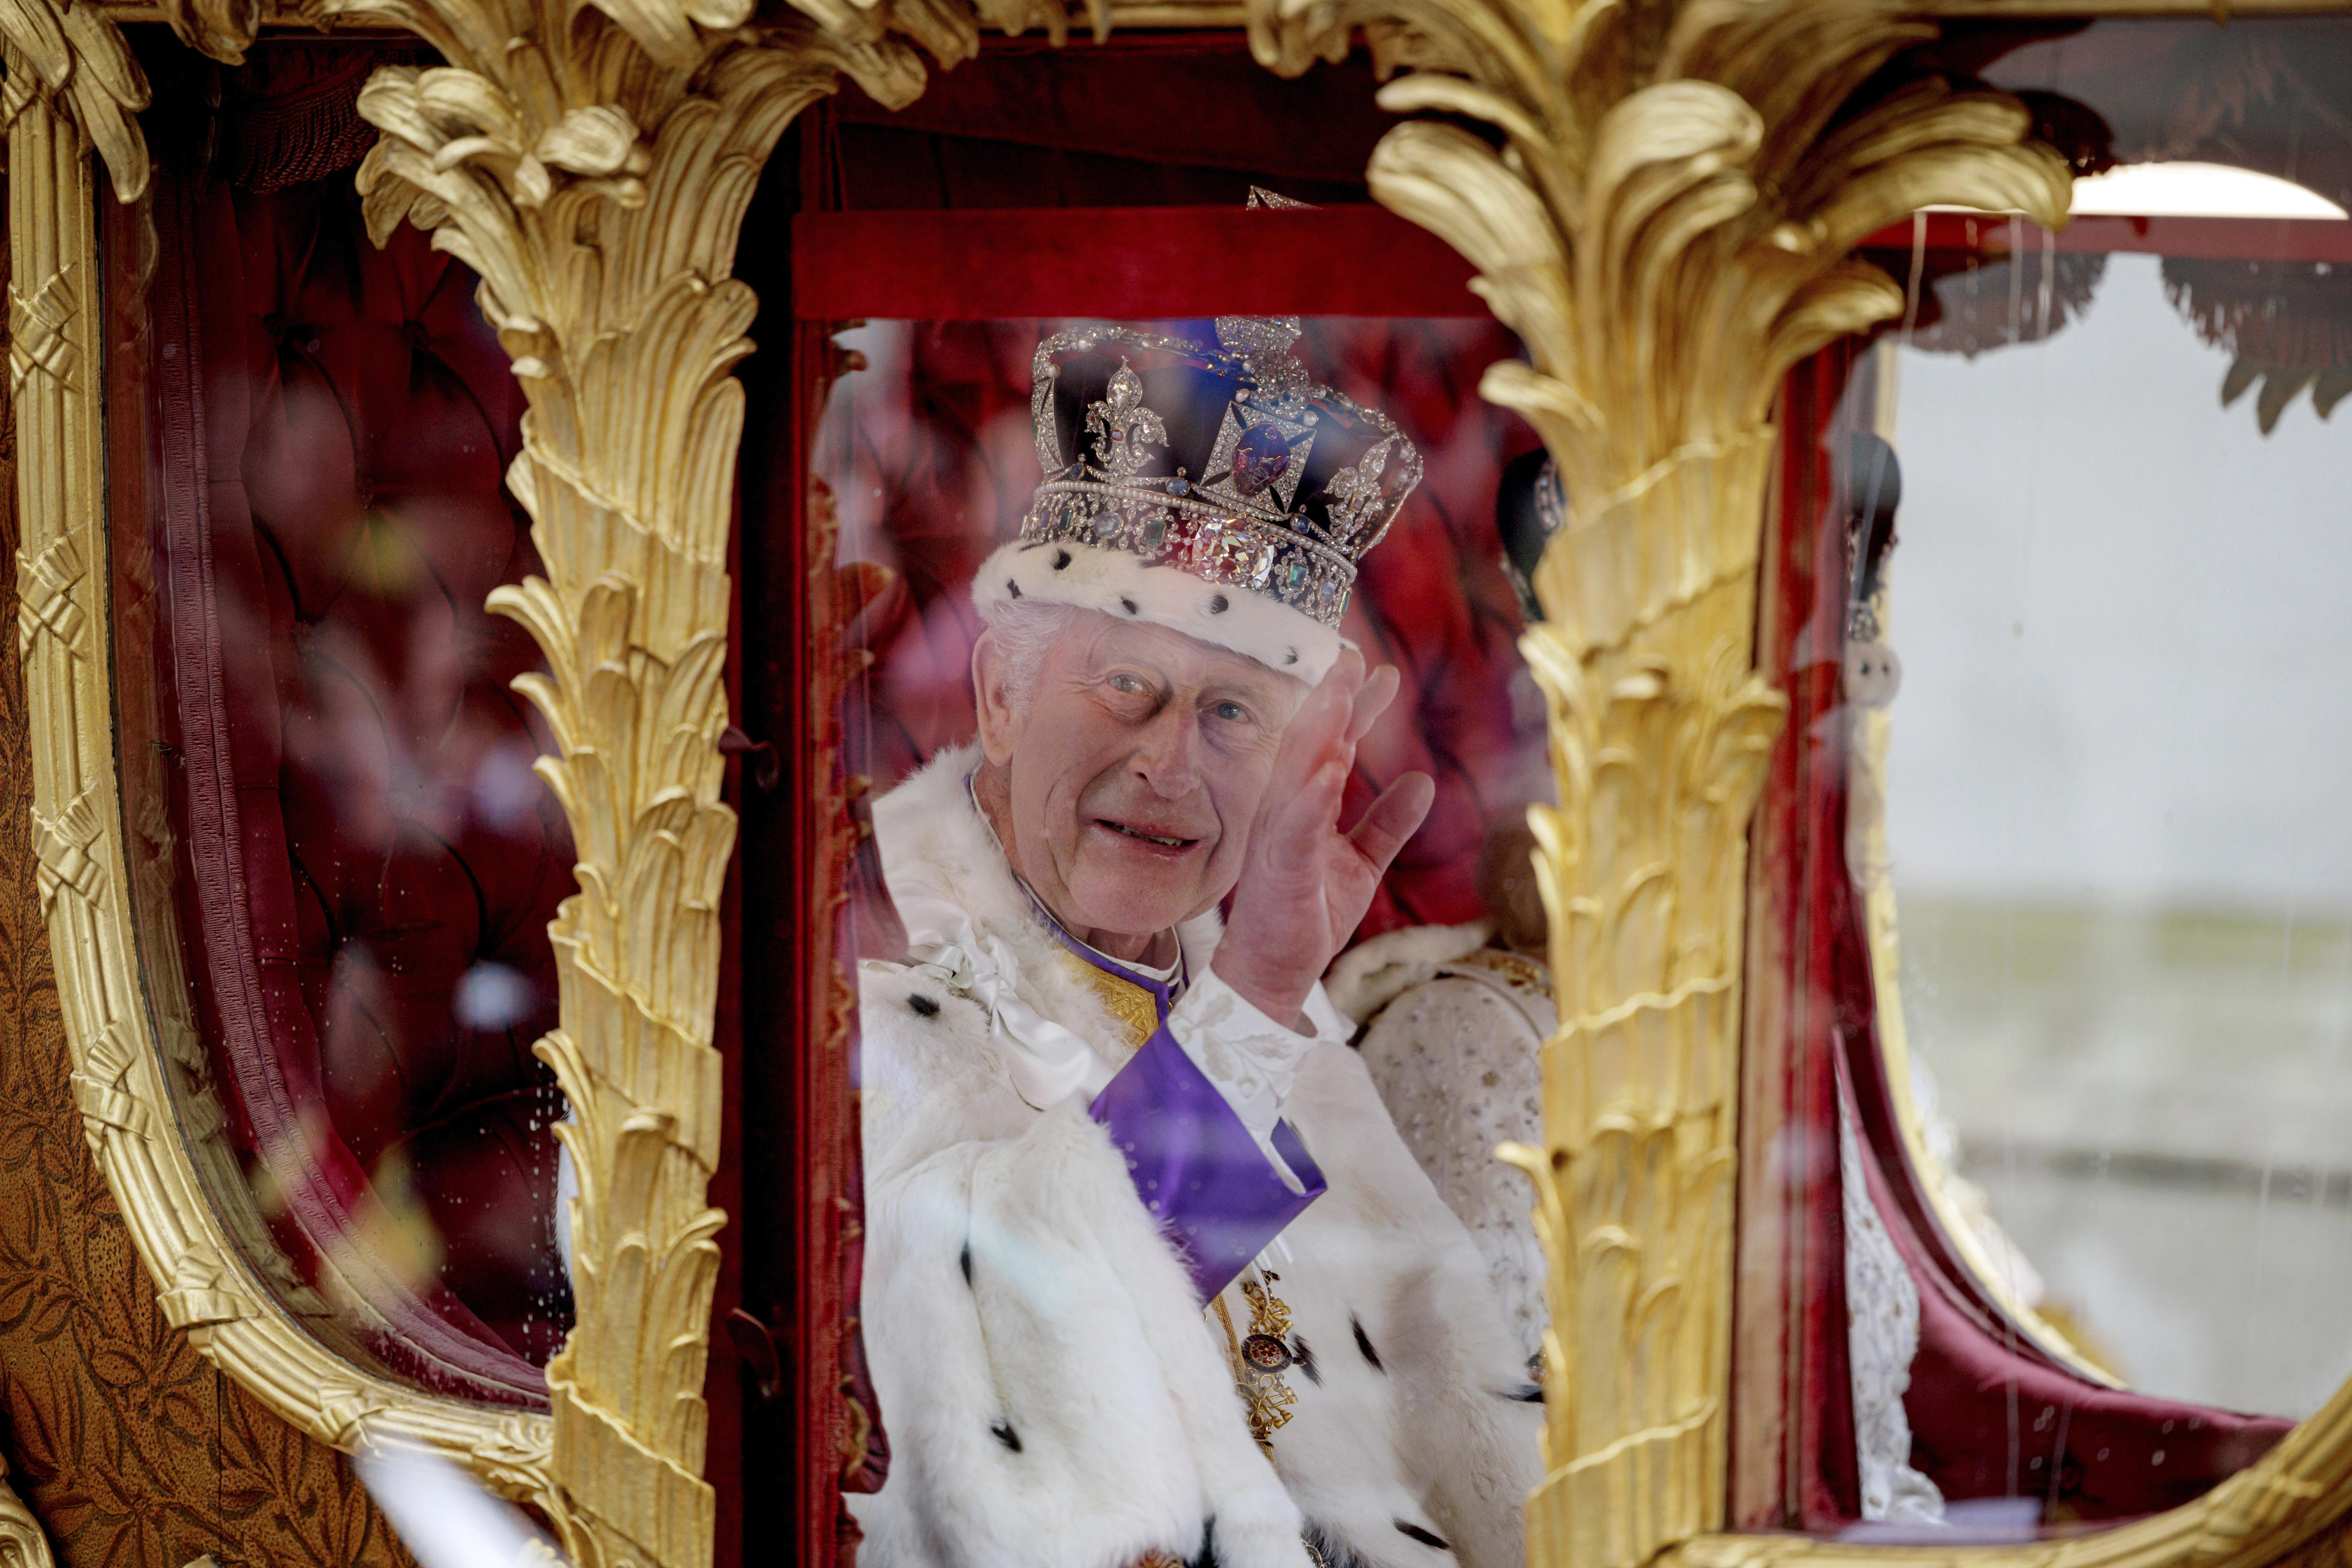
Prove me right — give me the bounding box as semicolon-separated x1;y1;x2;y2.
325;0;946;1555
13;532;85;660
5;266;80;396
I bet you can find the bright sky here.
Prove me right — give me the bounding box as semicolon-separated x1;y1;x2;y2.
2070;162;2348;219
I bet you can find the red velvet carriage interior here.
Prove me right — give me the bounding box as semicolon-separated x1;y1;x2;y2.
110;43;571;1400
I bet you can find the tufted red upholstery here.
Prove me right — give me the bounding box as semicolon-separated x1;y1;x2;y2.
132;81;572;1400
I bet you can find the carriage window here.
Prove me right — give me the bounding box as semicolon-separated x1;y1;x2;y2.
1727;12;2352;1539
816;298;1574;1560
106;50;571;1400
1879;240;2352;1423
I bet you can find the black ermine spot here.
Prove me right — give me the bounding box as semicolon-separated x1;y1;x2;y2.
908;993;940;1018
1052;549;1072;570
959;1242;973;1285
1291;1335;1320;1385
1504;1382;1542;1404
1006;579;1022;598
1208;593;1229;614
1395;1521;1451;1551
1352;1316;1383;1371
990;1419;1022;1452
1284;648;1299;665
1120;596;1139;615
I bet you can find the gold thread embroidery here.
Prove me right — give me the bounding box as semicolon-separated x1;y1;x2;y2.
1058;951;1159;1055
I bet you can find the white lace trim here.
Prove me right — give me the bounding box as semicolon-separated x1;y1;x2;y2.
1355;974;1548;1364
1842;1102;1947;1525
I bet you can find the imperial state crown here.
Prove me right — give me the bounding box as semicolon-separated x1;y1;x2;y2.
971;316;1424;685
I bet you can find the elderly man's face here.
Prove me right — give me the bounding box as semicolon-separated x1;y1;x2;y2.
974;611;1305;941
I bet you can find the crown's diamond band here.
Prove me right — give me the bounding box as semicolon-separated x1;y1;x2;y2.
1020;482;1359;629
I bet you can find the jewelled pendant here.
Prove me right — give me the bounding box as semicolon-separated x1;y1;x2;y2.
1210;1267;1300;1453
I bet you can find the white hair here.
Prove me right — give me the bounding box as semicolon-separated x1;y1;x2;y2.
978;598;1080;714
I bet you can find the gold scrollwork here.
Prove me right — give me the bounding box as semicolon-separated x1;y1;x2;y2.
325;0;948;1556
0;18;148;203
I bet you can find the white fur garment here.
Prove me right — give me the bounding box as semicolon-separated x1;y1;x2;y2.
850;748;1541;1568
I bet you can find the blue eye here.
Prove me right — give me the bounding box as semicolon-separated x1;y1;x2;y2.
1211;701;1251;724
1110;673;1146;694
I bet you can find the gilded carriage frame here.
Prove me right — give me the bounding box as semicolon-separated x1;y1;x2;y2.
7;1;2352;1566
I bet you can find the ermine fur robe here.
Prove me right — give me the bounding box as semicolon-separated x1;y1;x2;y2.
848;747;1541;1568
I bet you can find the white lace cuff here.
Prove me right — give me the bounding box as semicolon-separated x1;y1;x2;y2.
1167;968;1347;1191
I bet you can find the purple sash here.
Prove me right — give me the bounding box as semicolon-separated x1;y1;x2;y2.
1042;928;1326;1302
1091;1027;1327;1302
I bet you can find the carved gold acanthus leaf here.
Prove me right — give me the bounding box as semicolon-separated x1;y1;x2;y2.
0;19;149;200
321;0;1005;1553
1348;17;2068;658
0;0;274;206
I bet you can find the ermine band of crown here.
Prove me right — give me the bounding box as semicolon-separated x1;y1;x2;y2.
1028;479;1359;573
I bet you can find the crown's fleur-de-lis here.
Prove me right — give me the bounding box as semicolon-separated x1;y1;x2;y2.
1084;361;1169;483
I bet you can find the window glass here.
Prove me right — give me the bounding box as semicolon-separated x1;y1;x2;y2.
1882;241;2352;1421
108;55;573;1398
823;312;1570;1561
1737;21;2352;1508
1776;185;2352;1538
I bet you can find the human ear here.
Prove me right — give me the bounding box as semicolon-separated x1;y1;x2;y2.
971;628;1022;767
